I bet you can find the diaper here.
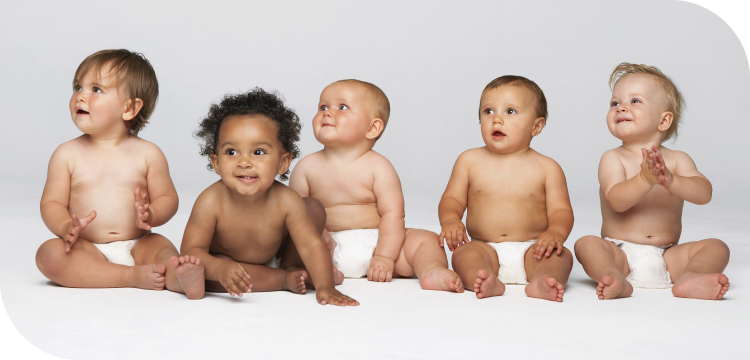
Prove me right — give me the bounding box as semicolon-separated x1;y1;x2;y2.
605;238;674;289
93;233;148;266
330;229;379;278
265;256;279;269
487;239;536;285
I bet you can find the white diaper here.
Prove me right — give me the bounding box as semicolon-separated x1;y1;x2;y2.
330;229;379;278
93;233;148;266
605;238;674;289
265;256;279;269
487;239;536;285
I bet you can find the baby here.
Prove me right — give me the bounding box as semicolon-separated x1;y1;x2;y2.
574;63;730;300
181;88;358;306
438;76;574;301
289;79;463;292
35;49;204;299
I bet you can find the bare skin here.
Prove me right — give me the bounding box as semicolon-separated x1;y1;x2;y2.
35;64;204;299
289;80;463;293
574;73;730;300
439;84;574;301
181;114;358;306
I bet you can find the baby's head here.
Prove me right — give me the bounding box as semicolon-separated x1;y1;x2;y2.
608;62;684;143
479;76;547;154
195;88;301;188
313;79;390;148
70;49;158;136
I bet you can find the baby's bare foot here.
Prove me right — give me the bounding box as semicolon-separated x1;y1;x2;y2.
597;275;632;300
131;264;166;290
420;267;464;293
672;272;729;300
168;255;205;300
282;269;308;294
473;269;505;299
526;276;564;302
334;266;344;286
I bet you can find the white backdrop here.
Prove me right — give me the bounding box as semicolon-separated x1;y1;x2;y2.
1;1;748;359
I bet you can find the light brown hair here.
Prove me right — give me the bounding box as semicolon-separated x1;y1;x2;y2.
482;75;548;120
73;49;159;136
609;62;684;142
333;79;390;140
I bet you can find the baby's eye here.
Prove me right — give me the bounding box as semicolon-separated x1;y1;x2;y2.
611;101;620;107
73;84;81;92
484;108;494;115
253;149;266;156
93;87;102;93
506;108;517;115
320;105;328;111
631;98;641;104
339;104;348;110
226;149;237;156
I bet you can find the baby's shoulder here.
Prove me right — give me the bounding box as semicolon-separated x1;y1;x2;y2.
126;136;166;158
193;180;228;210
455;147;486;165
269;181;306;209
528;150;564;172
362;150;394;169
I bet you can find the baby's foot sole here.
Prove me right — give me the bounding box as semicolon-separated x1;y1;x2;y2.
596;275;632;300
419;267;464;293
283;269;308;294
672;273;729;300
525;276;564;302
473;269;505;299
131;264;166;290
169;255;205;300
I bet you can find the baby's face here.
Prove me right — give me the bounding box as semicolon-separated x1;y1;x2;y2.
210;115;291;196
69;66;129;136
313;83;374;147
607;74;669;142
479;85;544;154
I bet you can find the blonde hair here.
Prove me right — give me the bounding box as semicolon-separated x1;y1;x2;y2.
333;79;390;140
609;62;684;142
73;49;159;136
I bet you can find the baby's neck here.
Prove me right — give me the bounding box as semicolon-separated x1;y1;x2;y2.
84;132;132;148
321;143;373;163
620;139;664;154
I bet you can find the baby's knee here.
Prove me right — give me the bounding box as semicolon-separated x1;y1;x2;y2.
573;236;602;257
700;238;730;258
35;239;66;277
303;197;326;230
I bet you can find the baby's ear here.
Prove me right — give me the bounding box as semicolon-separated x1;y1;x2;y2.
210;154;220;172
122;98;144;121
277;151;292;176
658;111;674;132
365;118;385;140
531;117;546;136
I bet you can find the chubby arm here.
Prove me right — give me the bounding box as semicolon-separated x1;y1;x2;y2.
654;148;712;205
180;189;251;296
283;191;358;306
137;145;179;229
600;149;656;213
438;152;471;251
532;160;574;259
369;158;406;282
288;158;310;197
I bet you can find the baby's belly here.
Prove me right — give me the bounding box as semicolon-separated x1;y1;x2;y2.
325;204;381;232
601;198;683;246
466;206;548;243
68;187;146;243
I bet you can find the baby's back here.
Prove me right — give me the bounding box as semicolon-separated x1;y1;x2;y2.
64;136;153;242
297;150;390;232
464;148;552;243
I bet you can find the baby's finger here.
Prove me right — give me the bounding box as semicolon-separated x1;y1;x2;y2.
545;242;555;257
378;269;386;282
386;270;393;282
557;244;564;255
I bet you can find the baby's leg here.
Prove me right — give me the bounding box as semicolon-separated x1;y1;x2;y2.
523;246;573;302
664;238;730;300
451;241;504;298
131;233;204;299
574;236;632;299
207;254;306;294
35;237;165;290
278;197;343;286
395;229;463;293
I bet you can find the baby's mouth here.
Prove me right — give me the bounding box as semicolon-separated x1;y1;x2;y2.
616;118;630;123
236;175;258;184
77;110;89;115
492;130;506;138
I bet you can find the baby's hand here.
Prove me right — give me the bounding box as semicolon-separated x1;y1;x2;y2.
218;260;252;297
532;230;565;260
133;188;151;230
64;211;96;252
638;148;662;186
439;219;468;251
651;146;673;189
315;287;359;306
367;255;394;282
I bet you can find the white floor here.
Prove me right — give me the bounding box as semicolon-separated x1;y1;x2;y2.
0;183;747;360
